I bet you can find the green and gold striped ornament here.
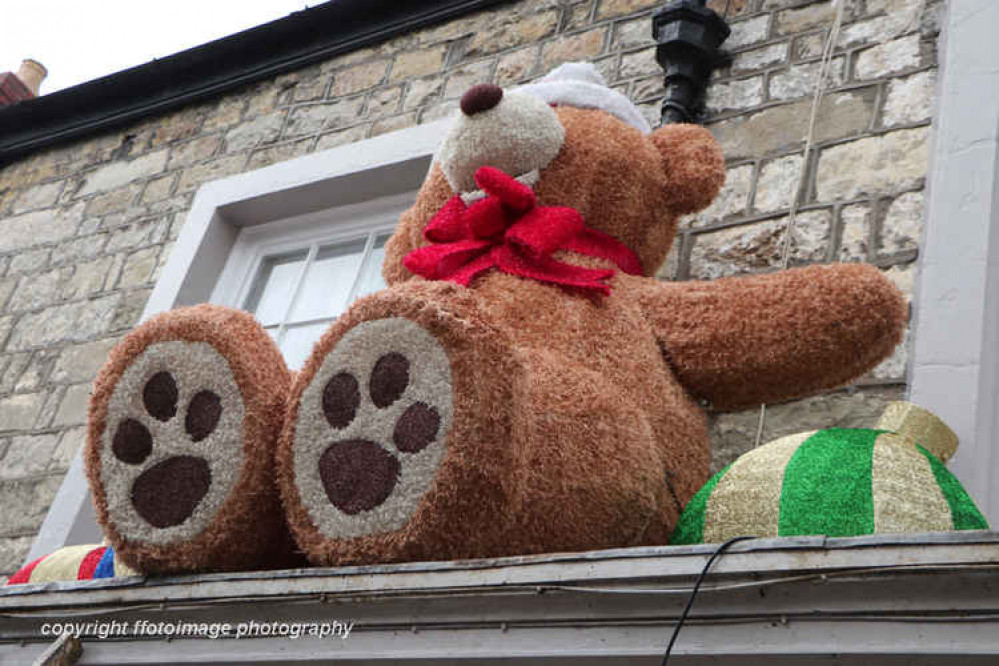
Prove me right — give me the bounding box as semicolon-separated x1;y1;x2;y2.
671;402;989;545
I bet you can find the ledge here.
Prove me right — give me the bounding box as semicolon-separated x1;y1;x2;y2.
2;532;998;664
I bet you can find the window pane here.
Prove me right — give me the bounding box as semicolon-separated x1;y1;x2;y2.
352;233;391;301
243;250;308;326
289;239;367;322
280;321;332;370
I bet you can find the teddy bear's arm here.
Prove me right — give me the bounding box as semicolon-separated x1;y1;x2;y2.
639;263;908;411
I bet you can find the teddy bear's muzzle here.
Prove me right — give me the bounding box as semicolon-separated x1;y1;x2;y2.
436;88;565;195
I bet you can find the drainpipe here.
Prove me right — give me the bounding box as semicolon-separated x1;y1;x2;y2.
652;0;731;124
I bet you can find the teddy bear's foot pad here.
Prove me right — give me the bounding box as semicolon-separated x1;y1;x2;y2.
285;318;453;543
86;305;293;574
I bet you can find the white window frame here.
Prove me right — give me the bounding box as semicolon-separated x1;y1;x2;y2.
909;0;999;522
27;118;451;561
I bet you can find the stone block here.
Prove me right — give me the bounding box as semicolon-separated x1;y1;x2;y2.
726;15;771;51
371;112;418;138
7;297;118;350
775;1;838;35
613;16;654;51
708;386;905;473
767;58;845;102
619;47;658;80
330;60;389;97
7;248;51;275
150;107;207;147
52;383;91;427
710;88;875;160
0;475;63;535
140;174;176;204
390;45;448;81
14;351;56;393
882;69;935;128
689;210;831;279
51;338;118;384
420;100;459;124
495;48;538;87
0;354;31;394
365;86;404;119
871;325;908;381
176;154;246;193
118;248;159;289
167;135;223;170
0;433;61;479
76;150;168;197
110;289;151;332
631;75;666;104
224;112;286;153
878;190;923;256
542;28;607;72
815;127;928;201
730;42;789;74
754;153;804;213
63;257;114;300
443;60;495;100
11;181;64;215
0;535;32;575
245;139;313;172
0;393;46;431
7;268;69;313
0;202;85;254
684;164;754;229
705;76;764;114
595;0;658;20
202;96;247;132
49;426;86;471
315;126;368;152
854;34;920;80
105;218;164;252
466;10;558;59
838;202;871;261
83;182;144;217
0;277;15;311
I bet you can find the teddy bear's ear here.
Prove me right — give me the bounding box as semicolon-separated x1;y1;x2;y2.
650;124;725;216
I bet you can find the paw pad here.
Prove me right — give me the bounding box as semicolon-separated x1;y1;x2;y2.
293;318;453;539
98;341;246;544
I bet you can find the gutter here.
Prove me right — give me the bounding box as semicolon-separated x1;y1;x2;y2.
0;0;510;167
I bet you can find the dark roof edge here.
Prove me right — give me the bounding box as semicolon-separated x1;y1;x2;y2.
0;0;509;167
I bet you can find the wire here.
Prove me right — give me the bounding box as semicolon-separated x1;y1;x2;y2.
753;0;848;448
660;536;755;665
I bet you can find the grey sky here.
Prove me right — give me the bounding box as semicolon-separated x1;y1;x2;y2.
3;1;317;95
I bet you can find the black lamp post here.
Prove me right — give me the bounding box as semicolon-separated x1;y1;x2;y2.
652;0;731;124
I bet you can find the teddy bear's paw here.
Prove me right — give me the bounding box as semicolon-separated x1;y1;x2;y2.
86;305;294;574
283;317;454;543
97;342;244;535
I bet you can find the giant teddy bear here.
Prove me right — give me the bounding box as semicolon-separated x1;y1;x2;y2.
84;63;907;575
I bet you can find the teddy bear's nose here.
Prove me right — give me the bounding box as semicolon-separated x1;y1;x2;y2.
460;83;503;116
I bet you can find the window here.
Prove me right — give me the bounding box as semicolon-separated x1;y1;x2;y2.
211;193;411;369
27;119;449;560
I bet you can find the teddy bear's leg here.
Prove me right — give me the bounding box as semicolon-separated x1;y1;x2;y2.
86;304;296;575
507;350;683;554
277;282;521;566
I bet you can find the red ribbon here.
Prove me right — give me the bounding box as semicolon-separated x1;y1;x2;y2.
403;167;643;296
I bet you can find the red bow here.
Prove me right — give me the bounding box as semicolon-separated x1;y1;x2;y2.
403;167;643;295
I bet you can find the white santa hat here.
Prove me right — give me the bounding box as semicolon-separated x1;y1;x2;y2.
516;62;652;134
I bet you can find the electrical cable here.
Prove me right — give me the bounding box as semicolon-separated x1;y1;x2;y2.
660;535;755;665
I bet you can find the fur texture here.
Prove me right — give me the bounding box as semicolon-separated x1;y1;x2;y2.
85;304;299;574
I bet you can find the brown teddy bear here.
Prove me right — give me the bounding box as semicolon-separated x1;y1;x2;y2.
85;63;907;574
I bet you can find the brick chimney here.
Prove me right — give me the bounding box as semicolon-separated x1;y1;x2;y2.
0;59;47;107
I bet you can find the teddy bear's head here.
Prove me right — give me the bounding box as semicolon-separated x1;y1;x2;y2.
384;63;725;284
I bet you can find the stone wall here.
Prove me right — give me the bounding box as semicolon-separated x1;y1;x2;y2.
0;0;941;579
